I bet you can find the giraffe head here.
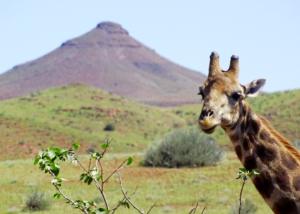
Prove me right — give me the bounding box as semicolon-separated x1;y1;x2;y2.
198;52;266;133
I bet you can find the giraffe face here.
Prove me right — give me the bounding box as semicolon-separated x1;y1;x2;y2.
198;52;266;133
198;74;244;133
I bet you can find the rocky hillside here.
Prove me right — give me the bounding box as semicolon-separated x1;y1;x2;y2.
0;22;205;106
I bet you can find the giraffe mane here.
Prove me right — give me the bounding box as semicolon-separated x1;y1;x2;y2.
258;115;300;161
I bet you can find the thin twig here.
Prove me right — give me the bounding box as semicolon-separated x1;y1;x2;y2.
117;172;145;214
111;187;139;213
101;138;111;156
110;195;127;214
74;156;110;210
49;171;88;214
189;201;206;214
97;159;104;190
238;180;246;214
103;159;127;184
88;156;92;171
146;203;156;214
188;201;199;214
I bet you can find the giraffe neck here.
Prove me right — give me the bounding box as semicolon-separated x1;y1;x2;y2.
223;101;300;214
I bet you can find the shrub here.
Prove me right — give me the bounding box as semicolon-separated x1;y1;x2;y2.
143;127;223;168
86;144;96;154
25;189;50;211
230;199;258;214
103;123;115;131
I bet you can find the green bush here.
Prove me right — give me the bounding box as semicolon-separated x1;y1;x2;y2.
143;127;223;168
230;199;258;214
25;189;50;211
103;123;115;131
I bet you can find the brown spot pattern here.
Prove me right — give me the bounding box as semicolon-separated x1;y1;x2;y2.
256;144;277;163
273;197;298;214
248;134;258;144
248;118;260;134
281;153;298;170
275;167;291;192
243;155;257;170
259;130;269;141
253;171;274;198
242;137;250;151
240;120;246;133
230;133;240;142
235;145;242;160
293;176;300;191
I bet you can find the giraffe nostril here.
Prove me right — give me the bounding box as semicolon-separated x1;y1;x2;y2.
199;109;214;120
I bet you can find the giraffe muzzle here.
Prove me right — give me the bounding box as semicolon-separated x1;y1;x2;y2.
199;109;214;120
198;118;218;134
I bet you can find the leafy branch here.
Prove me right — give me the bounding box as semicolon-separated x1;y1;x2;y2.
34;138;152;214
236;168;259;214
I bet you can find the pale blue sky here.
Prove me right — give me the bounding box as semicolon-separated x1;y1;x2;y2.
1;0;300;91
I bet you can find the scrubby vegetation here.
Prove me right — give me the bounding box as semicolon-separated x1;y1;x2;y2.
143;127;223;168
230;199;258;214
103;123;115;131
24;189;50;211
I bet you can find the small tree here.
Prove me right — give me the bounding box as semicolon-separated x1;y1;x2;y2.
34;139;154;214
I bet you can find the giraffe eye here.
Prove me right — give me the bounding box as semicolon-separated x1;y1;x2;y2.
231;91;243;101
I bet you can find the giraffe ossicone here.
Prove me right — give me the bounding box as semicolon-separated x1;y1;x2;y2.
198;52;300;214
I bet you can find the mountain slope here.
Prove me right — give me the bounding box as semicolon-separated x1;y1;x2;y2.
0;22;205;106
0;84;185;160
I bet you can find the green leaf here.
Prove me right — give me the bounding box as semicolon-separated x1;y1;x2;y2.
101;142;110;149
80;173;93;185
33;156;39;165
119;200;130;209
50;163;60;176
72;143;80;151
47;150;57;160
91;152;102;160
127;157;133;165
53;192;61;199
95;208;109;214
253;170;260;175
51;177;62;187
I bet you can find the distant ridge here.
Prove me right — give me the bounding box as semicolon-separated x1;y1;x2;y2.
0;21;205;106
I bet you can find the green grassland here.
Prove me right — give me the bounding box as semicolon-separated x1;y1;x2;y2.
0;84;185;160
0;152;272;214
0;85;299;214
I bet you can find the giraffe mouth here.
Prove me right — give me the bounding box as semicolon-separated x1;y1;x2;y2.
201;125;217;134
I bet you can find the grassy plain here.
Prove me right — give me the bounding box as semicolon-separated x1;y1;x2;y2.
1;85;299;213
0;152;272;214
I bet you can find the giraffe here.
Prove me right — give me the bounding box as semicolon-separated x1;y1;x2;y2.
198;52;300;214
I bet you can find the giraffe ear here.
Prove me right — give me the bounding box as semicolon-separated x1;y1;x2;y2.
244;79;266;97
